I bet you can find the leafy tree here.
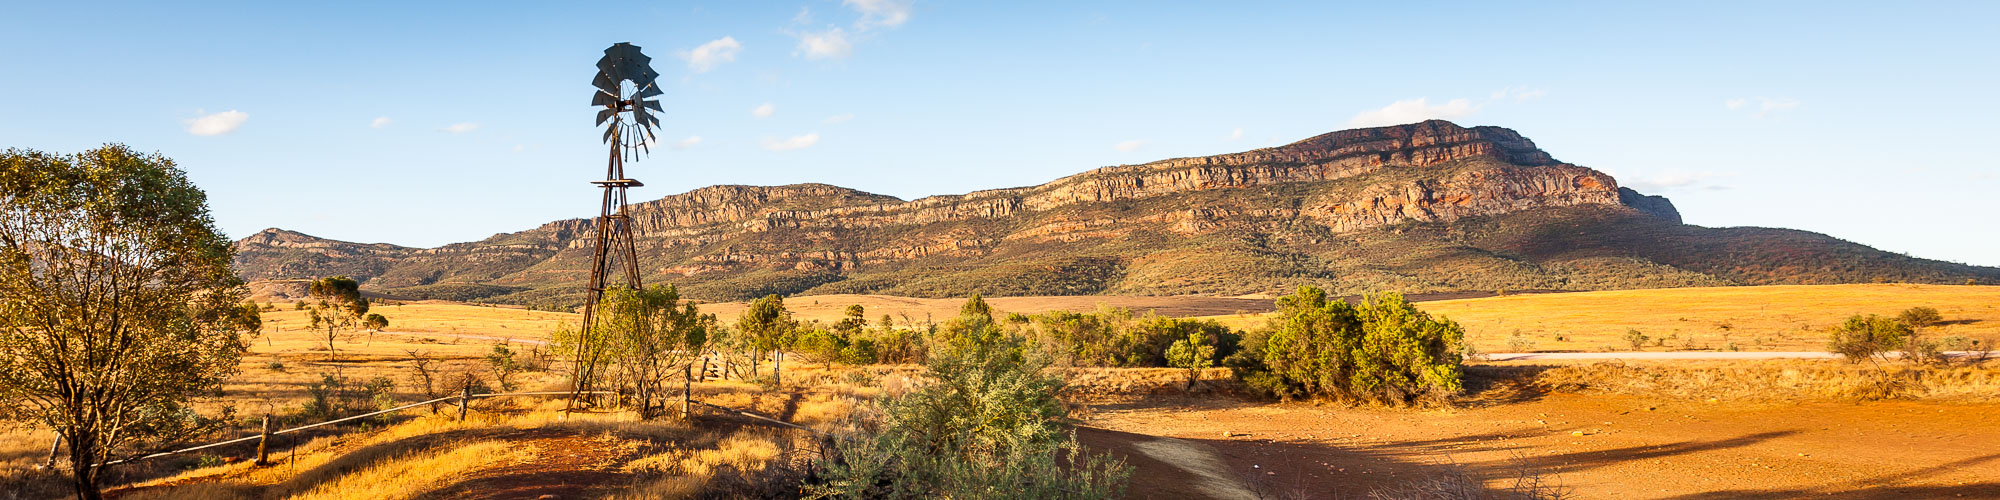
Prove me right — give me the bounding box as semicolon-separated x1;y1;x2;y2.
362;313;388;332
1254;286;1466;406
1165;330;1216;390
305;276;369;361
487;343;523;392
811;297;1130;498
0;145;249;500
736;294;797;385
1896;306;1948;364
596;285;712;416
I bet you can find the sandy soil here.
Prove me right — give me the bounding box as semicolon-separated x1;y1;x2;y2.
1077;392;2000;499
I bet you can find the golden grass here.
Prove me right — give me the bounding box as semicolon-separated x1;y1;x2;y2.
615;430;785;500
286;440;521;500
1198;284;2000;352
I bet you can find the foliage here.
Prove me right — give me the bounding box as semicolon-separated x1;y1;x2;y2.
1826;314;1911;363
735;294;799;380
303;372;396;422
1898;306;1943;330
1164;329;1216;390
1622;329;1648;351
809;297;1130;499
0;145;249;499
306;276;370;361
597;285;714;414
1251;286;1467;405
362;313;388;331
1016;307;1237;368
487;344;523;392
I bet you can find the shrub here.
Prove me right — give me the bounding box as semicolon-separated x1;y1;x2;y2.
810;297;1130;498
1898;306;1943;330
1827;314;1910;363
1165;329;1217;390
1623;330;1649;351
1506;331;1535;352
1253;286;1466;406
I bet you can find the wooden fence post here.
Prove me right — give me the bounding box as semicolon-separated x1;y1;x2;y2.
255;415;273;465
43;434;61;469
698;356;710;383
682;364;693;419
458;380;472;423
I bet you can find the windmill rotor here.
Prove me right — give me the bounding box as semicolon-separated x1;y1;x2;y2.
592;42;664;160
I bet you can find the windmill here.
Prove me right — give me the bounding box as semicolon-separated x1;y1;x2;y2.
573;42;663;408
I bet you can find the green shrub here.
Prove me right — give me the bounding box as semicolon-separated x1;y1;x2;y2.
810;297;1130;499
1165;329;1217;390
1623;329;1649;351
1251;286;1466;406
1827;314;1910;363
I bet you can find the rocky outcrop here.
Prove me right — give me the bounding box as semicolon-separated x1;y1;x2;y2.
235;120;1736;297
1618;187;1682;224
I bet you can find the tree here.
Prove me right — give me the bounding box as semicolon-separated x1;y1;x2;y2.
1254;286;1466;405
736;294;797;385
305;276;369;361
597;285;713;416
362;313;388;332
1165;330;1216;390
0;145;250;500
1898;306;1943;330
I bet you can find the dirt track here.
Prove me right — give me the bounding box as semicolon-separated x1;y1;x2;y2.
1078;393;2000;499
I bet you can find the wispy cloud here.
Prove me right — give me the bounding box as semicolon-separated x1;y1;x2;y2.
845;0;911;29
1113;140;1145;152
442;122;479;134
752;102;776;118
1227;128;1244;140
370;116;392;128
1490;87;1548;102
672;136;703;150
680;36;743;73
1346;98;1478;128
185;110;248;136
762;132;820;151
823;113;855;124
796;28;853;60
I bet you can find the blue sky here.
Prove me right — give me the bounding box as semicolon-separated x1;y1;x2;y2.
3;1;1996;266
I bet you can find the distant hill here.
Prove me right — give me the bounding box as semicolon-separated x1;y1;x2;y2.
233;120;2000;305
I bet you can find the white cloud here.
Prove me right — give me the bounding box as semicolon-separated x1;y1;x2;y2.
792;7;814;24
672;136;703;150
1113;140;1145;152
185;110;248;136
680;36;743;73
796;28;853;60
752;102;776;118
1489;87;1547;102
762;132;820;151
1724;97;1800;118
512;144;525;152
1346;98;1478;128
823;113;855;124
442;122;479;134
370;116;392;128
1227;128;1244;140
1624;171;1736;192
845;0;911;29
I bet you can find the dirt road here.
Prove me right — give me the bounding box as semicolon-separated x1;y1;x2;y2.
1078;393;2000;499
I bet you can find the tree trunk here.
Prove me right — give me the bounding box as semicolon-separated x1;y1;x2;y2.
66;436;100;500
774;352;783;387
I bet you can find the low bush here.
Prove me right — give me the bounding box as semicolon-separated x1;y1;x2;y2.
1242;286;1467;406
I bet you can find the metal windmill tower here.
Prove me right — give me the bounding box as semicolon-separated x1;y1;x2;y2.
573;42;663;406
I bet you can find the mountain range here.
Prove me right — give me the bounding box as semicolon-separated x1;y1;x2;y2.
233;120;2000;305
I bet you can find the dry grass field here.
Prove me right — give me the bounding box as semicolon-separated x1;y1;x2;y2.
694;293;1275;326
1190;284;2000;353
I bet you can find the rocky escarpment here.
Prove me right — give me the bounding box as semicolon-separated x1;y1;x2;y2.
233;120;1999;302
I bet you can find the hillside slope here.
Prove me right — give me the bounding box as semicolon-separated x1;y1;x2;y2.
233;120;2000;304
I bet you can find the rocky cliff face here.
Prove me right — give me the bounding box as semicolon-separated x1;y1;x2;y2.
233;120;1998;302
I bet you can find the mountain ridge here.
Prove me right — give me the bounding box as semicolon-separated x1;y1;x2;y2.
232;120;1998;304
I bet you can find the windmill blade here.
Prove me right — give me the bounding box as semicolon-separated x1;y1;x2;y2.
641;99;662;112
596;108;618;126
602;125;616;144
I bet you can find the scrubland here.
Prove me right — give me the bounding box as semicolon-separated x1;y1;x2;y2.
8;284;1999;499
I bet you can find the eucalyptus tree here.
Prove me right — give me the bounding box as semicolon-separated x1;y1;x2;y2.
305;276;368;360
0;146;251;500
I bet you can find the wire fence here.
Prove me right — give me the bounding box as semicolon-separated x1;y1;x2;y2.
77;385;826;470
